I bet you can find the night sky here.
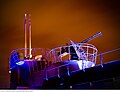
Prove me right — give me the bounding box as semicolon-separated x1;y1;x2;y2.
0;0;120;88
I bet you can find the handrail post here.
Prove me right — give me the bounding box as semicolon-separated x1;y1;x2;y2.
82;60;86;72
100;54;103;68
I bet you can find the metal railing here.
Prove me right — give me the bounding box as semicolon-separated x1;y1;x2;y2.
45;47;120;80
10;48;50;70
45;43;98;65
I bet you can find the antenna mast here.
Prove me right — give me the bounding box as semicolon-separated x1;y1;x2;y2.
24;13;32;58
28;14;32;58
24;14;27;58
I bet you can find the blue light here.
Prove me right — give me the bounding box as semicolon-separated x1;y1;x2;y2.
16;61;25;65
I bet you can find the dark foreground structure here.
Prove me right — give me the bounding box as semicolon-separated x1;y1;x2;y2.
10;58;120;89
42;59;120;89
